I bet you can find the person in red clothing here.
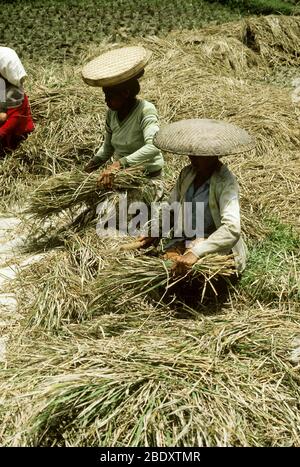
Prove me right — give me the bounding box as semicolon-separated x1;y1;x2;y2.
0;47;34;156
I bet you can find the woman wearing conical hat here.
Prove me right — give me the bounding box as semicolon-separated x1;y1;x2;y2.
137;119;254;277
0;47;34;156
82;46;164;201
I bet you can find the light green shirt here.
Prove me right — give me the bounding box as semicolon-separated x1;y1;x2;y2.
93;99;164;174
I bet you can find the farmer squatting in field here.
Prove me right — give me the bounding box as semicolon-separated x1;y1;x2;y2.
82;46;164;203
135;119;254;279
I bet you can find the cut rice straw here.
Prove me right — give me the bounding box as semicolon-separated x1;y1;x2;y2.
25;167;148;218
89;253;236;313
1;305;300;446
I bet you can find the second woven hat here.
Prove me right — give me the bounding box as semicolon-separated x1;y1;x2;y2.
154;119;255;157
82;46;151;87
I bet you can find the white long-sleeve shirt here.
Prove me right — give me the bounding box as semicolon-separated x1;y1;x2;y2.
168;163;247;273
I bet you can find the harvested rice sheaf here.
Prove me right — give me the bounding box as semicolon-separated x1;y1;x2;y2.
89;253;237;314
13;241;236;331
25;167;148;218
14;251;94;331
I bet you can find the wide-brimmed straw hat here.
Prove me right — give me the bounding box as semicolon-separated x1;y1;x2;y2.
154;119;255;157
82;46;151;87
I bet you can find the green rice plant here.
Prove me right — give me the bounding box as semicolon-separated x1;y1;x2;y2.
0;0;242;62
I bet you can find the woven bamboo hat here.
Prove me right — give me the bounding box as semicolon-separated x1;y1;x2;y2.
82;46;151;87
154;119;255;157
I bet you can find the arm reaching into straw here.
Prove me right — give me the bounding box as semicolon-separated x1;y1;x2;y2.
84;159;105;173
85;115;114;173
119;236;157;251
97;160;121;188
170;250;199;276
26;167;148;218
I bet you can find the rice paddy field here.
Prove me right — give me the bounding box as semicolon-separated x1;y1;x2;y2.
0;0;300;447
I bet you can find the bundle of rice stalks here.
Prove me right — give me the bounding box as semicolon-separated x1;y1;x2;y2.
2;305;300;446
15;231;155;332
25;167;147;218
89;253;236;314
65;228;141;276
16;237;235;334
14;250;93;331
20;190;131;254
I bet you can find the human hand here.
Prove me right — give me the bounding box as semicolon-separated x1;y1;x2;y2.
171;250;198;276
162;250;181;261
84;160;100;173
97;161;121;188
0;112;7;124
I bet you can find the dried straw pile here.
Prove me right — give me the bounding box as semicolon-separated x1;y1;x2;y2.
14;251;92;331
174;15;300;70
14;234;236;332
1;306;300;446
0;16;298;232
